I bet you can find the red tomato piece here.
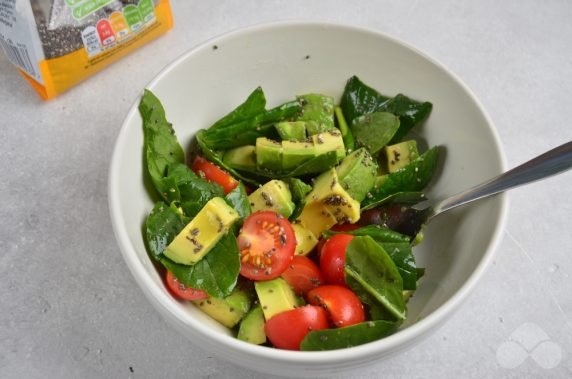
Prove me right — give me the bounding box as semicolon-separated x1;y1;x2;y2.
264;305;329;350
165;270;209;301
191;156;239;194
307;285;365;328
281;255;324;295
319;234;354;287
237;211;296;280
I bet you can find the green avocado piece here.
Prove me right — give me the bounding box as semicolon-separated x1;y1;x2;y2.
256;137;283;171
256;131;345;172
192;287;252;328
248;179;295;218
282;139;316;170
164;197;240;265
237;304;267;345
223;145;257;171
255;277;299;320
312;130;345;162
297;168;361;237
336;148;378;202
385;140;419;173
275;121;307;141
297;94;335;135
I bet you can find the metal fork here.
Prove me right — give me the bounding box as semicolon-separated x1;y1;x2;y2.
376;141;572;238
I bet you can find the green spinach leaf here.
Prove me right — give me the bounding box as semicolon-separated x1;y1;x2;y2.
284;178;312;220
324;225;410;243
363;191;427;210
161;163;224;218
351;112;400;155
340;76;390;125
145;202;189;259
300;320;398;351
200;100;301;149
334;106;355;152
345;236;406;320
225;183;252;220
340;76;432;143
382;94;433;144
140;89;185;198
325;226;418;290
295;93;335;135
381;242;418;291
362;147;440;210
160;232;240;298
208;87;266;131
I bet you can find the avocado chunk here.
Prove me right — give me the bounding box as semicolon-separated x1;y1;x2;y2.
312;130;345;162
282;140;315;170
192;287;252;328
385;140;419;173
164;197;240;265
223;145;256;171
255;277;299;320
237;304;266;345
336;148;378;202
248;179;295;218
256;137;283;171
296;168;360;237
255;131;345;172
296;201;338;237
307;168;360;224
297;94;335;135
275;121;306;141
292;223;318;256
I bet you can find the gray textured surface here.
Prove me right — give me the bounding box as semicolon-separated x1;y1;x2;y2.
1;1;571;378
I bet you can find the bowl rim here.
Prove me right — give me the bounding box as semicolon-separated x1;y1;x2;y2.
108;20;509;364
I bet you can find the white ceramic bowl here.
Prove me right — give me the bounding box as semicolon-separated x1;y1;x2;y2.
109;21;508;377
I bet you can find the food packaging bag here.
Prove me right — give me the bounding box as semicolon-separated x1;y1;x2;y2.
0;0;173;100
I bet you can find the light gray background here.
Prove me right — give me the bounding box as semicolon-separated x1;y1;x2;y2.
1;1;571;378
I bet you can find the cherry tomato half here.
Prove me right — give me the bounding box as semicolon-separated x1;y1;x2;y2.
238;211;296;280
264;305;329;350
307;285;365;328
319;234;354;287
191;156;239;194
165;270;209;301
281;255;324;295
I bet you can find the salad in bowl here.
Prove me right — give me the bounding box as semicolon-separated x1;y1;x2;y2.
141;75;440;351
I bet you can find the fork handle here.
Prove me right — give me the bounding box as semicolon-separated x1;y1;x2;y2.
434;141;572;215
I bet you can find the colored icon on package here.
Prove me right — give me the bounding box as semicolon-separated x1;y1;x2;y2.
123;5;143;32
138;0;156;24
81;26;102;56
110;12;130;41
65;0;85;6
97;19;116;47
72;0;114;21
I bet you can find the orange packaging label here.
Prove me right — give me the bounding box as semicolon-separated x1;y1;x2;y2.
0;0;174;100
